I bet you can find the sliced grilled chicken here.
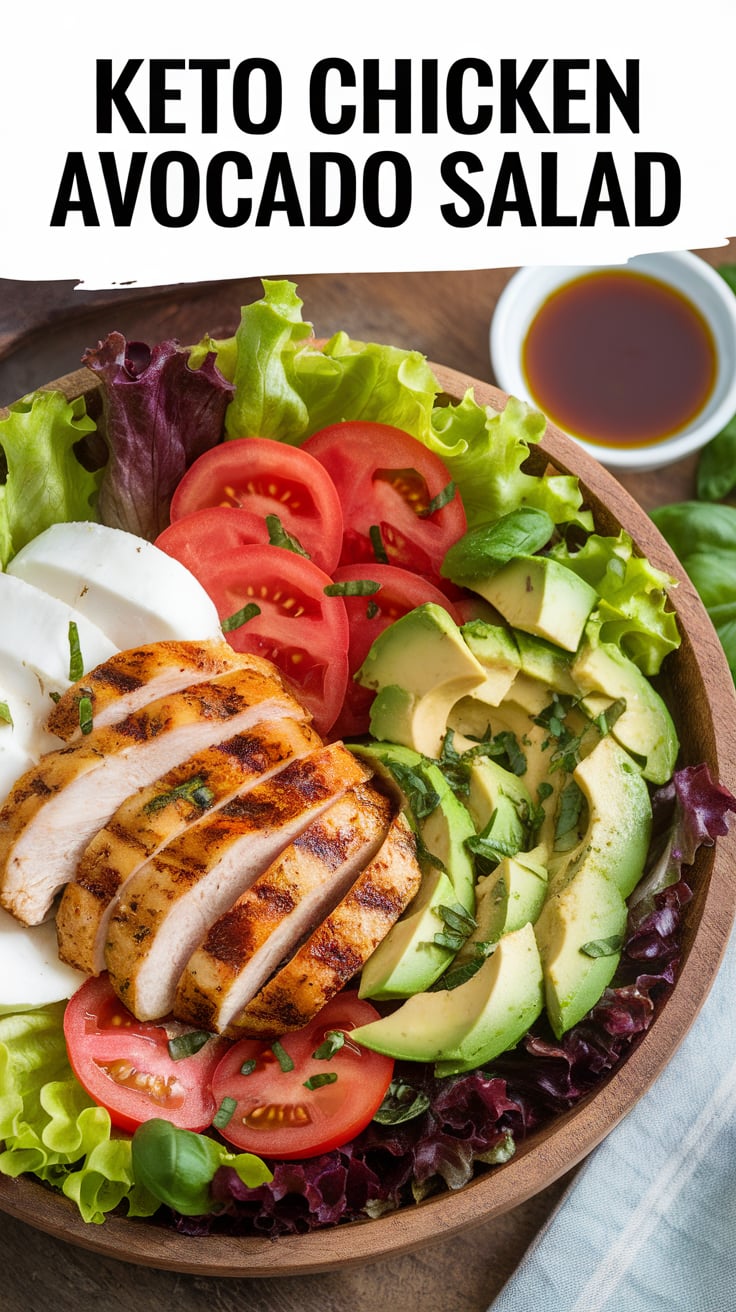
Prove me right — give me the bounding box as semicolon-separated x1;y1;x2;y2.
46;640;273;742
175;780;393;1033
56;716;321;975
105;742;369;1021
0;665;303;927
228;811;422;1037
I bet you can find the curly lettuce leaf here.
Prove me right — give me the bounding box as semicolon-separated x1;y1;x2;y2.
224;280;439;444
83;333;234;540
551;529;680;674
0;1004;158;1224
0;391;101;567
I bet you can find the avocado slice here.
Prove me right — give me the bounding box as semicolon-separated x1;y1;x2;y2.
572;633;678;785
348;741;476;998
457;853;548;958
560;734;653;899
357;603;487;758
466;757;534;856
358;866;458;999
352;923;544;1068
514;630;580;696
534;862;628;1038
467;556;598;651
460;620;520;706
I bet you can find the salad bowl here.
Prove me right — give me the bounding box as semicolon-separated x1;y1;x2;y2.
0;356;734;1277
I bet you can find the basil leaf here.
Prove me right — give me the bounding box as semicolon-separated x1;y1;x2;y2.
324;579;381;597
303;1072;338;1090
265;513;310;557
213;1097;237;1129
389;761;440;820
68;620;84;682
222;602;261;632
144;775;215;815
373;1080;431;1125
581;935;624;958
418;480;456;518
271;1039;295;1073
78;694;94;736
696;414;736;502
555;780;585;845
312;1030;346;1060
131;1119;272;1217
441;508;555;584
431;942;495;991
167;1030;212;1061
369;524;389;563
0;701;13;727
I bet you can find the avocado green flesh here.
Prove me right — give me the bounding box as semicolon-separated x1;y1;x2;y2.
352;924;544;1067
534;863;627;1038
359;867;457;999
459;855;548;957
469;556;598;651
572;638;678;785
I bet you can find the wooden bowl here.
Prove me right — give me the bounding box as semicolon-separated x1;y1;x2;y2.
1;362;735;1276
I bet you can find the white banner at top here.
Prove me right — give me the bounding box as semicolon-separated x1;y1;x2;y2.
2;0;734;288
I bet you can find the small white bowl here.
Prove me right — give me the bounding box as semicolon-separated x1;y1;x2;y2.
490;251;736;472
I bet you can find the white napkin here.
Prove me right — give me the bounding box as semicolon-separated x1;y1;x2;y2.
488;923;736;1312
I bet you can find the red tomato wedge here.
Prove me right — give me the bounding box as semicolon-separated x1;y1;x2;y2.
63;976;228;1134
192;544;349;736
330;564;463;739
210;995;394;1159
302;422;466;585
169;436;344;574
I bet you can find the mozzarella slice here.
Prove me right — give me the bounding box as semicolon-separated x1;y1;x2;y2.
0;909;86;1012
0;573;117;693
0;661;69;761
8;522;223;647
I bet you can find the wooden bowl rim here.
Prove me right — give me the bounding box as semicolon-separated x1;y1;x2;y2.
1;361;735;1277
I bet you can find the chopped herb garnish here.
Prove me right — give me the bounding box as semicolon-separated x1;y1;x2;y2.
78;695;94;736
324;579;381;597
265;513;310;557
212;1096;237;1129
68;621;84;682
48;691;61;704
581;935;624;958
593;697;627;736
369;524;389;563
430;942;496;991
389;761;440;820
418;480;456;518
437;726;526;796
144;775;215;815
312;1030;346;1061
373;1080;431;1125
167;1030;211;1060
303;1072;338;1090
222;602;261;632
366;599;380;619
537;781;554;803
432;902;477;953
414;831;446;872
271;1039;295;1073
466;812;522;870
554;780;585;846
534;694;586;773
0;701;12;727
240;1059;257;1076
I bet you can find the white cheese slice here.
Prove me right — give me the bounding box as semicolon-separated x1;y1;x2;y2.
0;662;69;761
0;572;117;691
8;522;223;648
0;909;86;1012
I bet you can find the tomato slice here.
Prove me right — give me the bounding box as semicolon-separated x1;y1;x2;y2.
155;505;273;575
210;994;394;1159
168;437;344;574
329;564;463;740
187;543;349;736
63;975;228;1134
302;422;466;586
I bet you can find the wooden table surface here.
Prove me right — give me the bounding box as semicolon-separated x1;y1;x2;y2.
0;240;733;1311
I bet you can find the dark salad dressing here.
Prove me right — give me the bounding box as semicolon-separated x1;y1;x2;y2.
522;270;717;449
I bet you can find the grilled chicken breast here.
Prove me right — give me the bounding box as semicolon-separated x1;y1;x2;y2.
0;665;303;926
46;639;268;742
105;742;369;1020
174;780;393;1033
227;811;422;1037
56;716;321;975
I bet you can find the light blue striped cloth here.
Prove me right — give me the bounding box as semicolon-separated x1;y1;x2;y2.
489;924;736;1312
